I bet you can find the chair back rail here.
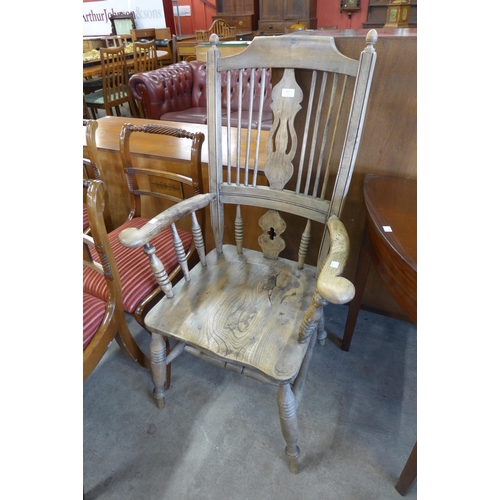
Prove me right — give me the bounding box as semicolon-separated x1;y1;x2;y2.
132;40;158;74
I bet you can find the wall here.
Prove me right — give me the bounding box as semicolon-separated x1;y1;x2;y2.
317;0;370;29
168;0;371;34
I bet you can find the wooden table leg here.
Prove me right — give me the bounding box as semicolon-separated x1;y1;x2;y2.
341;221;372;351
395;441;417;496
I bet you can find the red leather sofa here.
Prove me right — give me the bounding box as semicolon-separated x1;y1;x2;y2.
128;60;273;130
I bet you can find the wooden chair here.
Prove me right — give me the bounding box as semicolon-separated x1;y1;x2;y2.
84;46;137;118
132;40;158;74
196;19;236;42
131;40;158;118
118;31;378;473
83;178;149;381
103;35;130;48
83;121;205;388
154;28;174;66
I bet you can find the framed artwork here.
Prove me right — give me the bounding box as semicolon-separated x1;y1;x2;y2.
110;14;136;36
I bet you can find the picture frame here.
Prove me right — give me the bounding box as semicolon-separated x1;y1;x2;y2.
110;14;136;36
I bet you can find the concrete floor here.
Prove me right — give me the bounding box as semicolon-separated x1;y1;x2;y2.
83;302;417;499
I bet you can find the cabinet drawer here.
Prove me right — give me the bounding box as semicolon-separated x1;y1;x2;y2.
258;21;288;34
213;15;254;31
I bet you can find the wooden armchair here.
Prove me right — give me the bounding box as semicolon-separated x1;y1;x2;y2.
119;31;378;473
84;123;205;387
195;19;236;42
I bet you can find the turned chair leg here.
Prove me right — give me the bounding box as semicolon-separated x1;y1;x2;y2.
317;307;327;345
277;383;300;473
150;332;168;408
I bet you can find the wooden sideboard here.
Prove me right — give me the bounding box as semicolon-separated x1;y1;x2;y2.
258;0;317;35
213;0;260;31
84;29;416;320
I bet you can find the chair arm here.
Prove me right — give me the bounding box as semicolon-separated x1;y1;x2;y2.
316;216;355;305
118;193;215;249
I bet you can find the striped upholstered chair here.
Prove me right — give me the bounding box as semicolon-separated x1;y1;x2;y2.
84;178;149;380
83;122;205;385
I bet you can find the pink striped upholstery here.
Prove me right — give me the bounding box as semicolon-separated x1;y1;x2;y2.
83;292;107;349
83;217;192;314
83;203;89;231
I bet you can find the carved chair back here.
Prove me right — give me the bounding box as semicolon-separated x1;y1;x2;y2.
206;31;378;268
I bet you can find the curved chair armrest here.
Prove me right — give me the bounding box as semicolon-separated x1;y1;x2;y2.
119;193;215;249
316;216;355;305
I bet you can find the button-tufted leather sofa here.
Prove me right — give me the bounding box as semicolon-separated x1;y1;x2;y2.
128;60;274;130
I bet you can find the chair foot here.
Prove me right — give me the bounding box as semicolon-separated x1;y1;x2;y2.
278;383;300;473
285;446;300;474
150;332;167;408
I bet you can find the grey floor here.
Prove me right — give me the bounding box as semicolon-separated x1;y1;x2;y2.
83;302;417;500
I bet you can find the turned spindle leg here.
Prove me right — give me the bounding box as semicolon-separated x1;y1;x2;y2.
277;383;300;473
317;307;327;346
150;332;167;409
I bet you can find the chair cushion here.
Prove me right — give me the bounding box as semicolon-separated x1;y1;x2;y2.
83;292;107;349
83;217;193;314
84;90;104;105
83;203;89;232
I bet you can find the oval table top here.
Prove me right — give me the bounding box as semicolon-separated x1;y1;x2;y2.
364;174;417;273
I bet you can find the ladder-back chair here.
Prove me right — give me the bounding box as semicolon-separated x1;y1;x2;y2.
84;46;137;118
132;41;158;117
118;31;378;473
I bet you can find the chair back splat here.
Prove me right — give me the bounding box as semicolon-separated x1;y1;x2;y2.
118;31;378;474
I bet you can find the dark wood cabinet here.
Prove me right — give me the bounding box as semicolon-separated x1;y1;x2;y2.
363;0;417;29
213;0;260;32
259;0;317;35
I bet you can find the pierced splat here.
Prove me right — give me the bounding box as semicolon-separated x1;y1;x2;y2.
264;69;303;190
258;209;286;259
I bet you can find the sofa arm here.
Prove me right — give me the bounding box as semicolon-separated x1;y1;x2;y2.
128;68;170;120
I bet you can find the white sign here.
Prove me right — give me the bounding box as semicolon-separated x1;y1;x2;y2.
83;0;166;37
